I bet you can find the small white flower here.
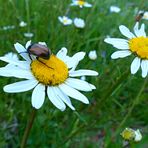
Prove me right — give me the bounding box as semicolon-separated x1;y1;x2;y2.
134;129;142;142
24;32;34;38
0;41;98;111
58;16;72;26
80;76;86;81
104;22;148;78
74;18;85;28
19;21;27;27
110;6;121;13
143;11;148;20
88;50;97;60
70;0;92;8
2;25;15;30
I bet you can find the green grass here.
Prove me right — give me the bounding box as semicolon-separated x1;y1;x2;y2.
0;0;148;147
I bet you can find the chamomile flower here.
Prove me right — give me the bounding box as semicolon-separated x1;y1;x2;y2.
74;18;85;28
110;6;121;13
70;0;92;8
24;32;34;38
0;41;98;111
121;128;142;142
19;21;27;27
88;50;97;60
143;11;148;20
104;22;148;78
58;16;72;26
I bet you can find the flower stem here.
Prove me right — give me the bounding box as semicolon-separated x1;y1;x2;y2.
21;108;37;148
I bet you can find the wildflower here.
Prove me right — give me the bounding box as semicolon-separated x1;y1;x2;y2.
104;22;148;78
121;128;142;142
74;18;85;28
88;50;97;60
70;0;92;8
24;32;34;38
58;16;72;26
121;128;135;140
0;41;98;111
2;25;15;30
134;129;142;142
110;6;121;13
19;21;27;27
143;11;148;20
80;76;86;81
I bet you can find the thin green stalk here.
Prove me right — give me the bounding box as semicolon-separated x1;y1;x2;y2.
21;108;37;148
117;77;148;129
25;0;30;32
99;69;130;107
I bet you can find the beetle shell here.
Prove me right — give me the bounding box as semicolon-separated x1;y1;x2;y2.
27;43;51;59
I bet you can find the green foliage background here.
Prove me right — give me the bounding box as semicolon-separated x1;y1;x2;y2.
0;0;148;147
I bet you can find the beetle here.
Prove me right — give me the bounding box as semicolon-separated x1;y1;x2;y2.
27;43;53;69
27;43;51;60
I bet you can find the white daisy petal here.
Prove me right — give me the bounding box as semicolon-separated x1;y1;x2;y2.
53;87;75;110
66;52;86;70
88;83;96;89
130;57;141;74
0;67;33;79
56;47;68;60
25;40;32;49
65;78;92;92
104;38;129;49
141;60;148;78
59;83;89;104
84;3;92;7
69;69;98;77
47;87;66;111
31;84;45;109
111;50;132;59
119;25;135;39
14;43;30;61
4;79;38;93
134;22;146;37
139;24;146;37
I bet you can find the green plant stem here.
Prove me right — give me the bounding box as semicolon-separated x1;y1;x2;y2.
99;69;130;107
118;77;148;130
25;0;30;32
21;108;37;148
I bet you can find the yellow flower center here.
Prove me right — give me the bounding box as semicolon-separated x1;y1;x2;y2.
77;0;85;6
63;19;68;23
129;37;148;59
31;55;68;86
121;128;135;140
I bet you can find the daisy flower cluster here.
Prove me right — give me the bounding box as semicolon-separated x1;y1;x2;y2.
0;41;98;111
58;0;92;28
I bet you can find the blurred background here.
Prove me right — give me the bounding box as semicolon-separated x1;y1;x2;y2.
0;0;148;147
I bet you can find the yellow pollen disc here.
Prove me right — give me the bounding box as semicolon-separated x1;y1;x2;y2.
31;55;68;86
129;37;148;59
63;19;68;23
78;0;85;6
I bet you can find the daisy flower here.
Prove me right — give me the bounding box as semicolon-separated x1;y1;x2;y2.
24;32;34;38
109;5;121;13
70;0;92;8
143;11;148;20
88;50;97;60
74;18;85;28
121;128;142;142
0;41;98;111
58;16;72;26
19;21;27;27
104;22;148;78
